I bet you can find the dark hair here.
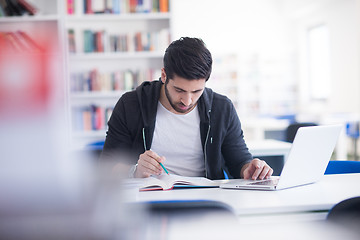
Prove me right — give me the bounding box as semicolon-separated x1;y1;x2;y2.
163;37;212;81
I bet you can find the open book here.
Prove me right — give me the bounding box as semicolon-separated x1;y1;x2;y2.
139;174;219;191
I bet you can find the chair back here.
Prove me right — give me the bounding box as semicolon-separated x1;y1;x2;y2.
325;160;360;174
285;122;317;143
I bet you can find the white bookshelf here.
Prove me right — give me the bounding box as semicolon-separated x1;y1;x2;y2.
0;0;171;149
64;0;171;148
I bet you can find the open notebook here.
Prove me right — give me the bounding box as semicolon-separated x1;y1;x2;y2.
220;125;343;191
138;174;219;191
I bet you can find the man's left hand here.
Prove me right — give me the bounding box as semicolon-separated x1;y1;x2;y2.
241;158;273;180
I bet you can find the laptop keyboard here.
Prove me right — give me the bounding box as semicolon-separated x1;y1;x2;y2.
248;179;279;186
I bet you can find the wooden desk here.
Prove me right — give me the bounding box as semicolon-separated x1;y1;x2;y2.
124;173;360;221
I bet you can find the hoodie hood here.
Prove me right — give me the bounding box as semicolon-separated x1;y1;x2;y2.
135;79;214;150
136;79;163;127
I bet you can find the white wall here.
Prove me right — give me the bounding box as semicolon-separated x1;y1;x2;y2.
171;0;294;55
292;0;360;120
171;0;297;117
171;0;360;120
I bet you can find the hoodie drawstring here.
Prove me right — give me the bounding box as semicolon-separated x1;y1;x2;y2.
142;128;147;151
204;109;211;178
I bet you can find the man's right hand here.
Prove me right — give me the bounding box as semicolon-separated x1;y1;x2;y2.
134;150;166;178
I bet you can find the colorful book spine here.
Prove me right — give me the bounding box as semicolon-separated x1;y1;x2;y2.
112;0;120;14
105;0;113;13
70;68;160;92
72;105;114;131
81;0;169;14
68;29;76;53
67;0;74;14
83;29;94;52
83;108;92;131
0;2;5;16
85;0;93;14
159;0;168;12
152;0;159;12
80;29;170;54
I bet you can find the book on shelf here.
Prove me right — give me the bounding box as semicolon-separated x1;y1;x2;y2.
104;0;113;13
0;2;5;16
0;0;37;16
112;0;120;14
68;29;76;53
83;30;108;53
95;31;105;52
81;0;169;14
70;68;159;92
85;0;93;14
17;0;37;15
129;0;136;13
82;108;92;131
159;0;168;12
0;0;9;16
83;29;92;53
67;0;74;15
138;174;219;191
151;0;158;13
81;29;170;54
4;0;24;16
95;106;105;130
72;105;113;131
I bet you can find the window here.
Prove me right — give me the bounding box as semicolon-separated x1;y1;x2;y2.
307;24;331;100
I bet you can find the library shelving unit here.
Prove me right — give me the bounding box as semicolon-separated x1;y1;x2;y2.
64;0;171;149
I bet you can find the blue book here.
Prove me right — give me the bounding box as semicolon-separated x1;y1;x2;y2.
0;3;5;17
112;0;120;14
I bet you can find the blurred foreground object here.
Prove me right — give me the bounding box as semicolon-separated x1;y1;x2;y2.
327;196;360;235
0;35;144;239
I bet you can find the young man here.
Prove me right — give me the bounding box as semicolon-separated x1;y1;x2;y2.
101;37;273;180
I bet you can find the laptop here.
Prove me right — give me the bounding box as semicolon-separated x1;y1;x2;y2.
220;125;343;191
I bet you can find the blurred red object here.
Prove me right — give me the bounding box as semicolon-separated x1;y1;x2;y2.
0;41;50;117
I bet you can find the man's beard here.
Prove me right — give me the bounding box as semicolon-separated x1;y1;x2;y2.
164;80;194;114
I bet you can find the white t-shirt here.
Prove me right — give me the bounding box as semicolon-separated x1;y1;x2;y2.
151;102;205;177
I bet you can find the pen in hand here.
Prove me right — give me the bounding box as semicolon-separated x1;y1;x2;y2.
159;162;169;175
149;149;169;175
